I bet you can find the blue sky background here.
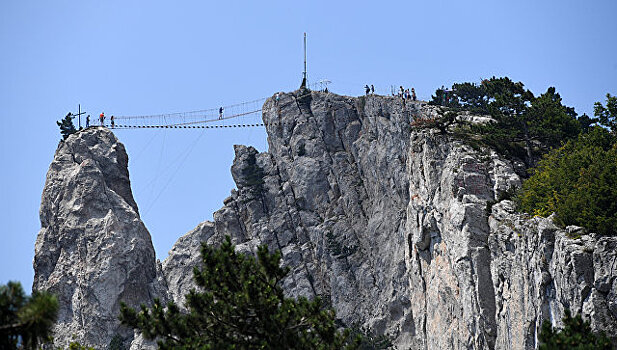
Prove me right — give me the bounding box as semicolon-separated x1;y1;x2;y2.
1;1;616;291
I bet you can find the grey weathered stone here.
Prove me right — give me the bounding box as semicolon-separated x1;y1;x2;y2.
35;91;617;350
488;202;617;349
162;221;216;307
34;127;166;349
165;91;617;348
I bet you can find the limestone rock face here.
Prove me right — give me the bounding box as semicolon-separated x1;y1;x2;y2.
163;91;616;348
162;221;216;307
404;130;520;349
488;202;617;350
33;128;166;349
35;91;617;350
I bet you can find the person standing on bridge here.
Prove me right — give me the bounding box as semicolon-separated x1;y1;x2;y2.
100;112;105;126
86;115;90;128
219;107;223;120
111;115;115;128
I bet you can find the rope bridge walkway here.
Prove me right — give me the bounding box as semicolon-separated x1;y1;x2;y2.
113;97;266;129
100;81;327;130
110;123;264;129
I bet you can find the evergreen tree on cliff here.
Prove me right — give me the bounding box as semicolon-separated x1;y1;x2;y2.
0;281;58;350
57;113;77;140
430;77;581;165
538;310;612;349
519;92;617;236
120;236;357;350
594;93;617;133
519;126;617;235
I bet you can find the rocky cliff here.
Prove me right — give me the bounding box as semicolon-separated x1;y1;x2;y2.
34;90;617;349
34;128;167;348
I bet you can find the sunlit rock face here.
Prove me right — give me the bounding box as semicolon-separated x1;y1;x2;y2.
34;128;167;349
35;91;617;349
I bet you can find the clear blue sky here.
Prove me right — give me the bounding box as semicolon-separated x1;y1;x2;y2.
1;1;615;291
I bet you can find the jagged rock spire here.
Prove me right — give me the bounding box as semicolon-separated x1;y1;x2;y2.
34;127;166;349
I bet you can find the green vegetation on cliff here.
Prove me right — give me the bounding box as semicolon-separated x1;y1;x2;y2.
57;113;77;140
120;236;358;350
539;310;611;349
519;128;616;236
518;94;616;236
430;77;581;165
430;78;616;236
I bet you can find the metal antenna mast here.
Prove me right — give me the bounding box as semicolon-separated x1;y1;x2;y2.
301;32;307;88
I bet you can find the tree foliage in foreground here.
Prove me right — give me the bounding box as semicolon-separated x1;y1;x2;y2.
120;236;358;350
538;309;612;349
0;281;58;350
519;126;617;235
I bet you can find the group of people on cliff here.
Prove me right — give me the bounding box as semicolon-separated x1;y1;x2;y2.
82;112;114;129
364;84;375;95
398;86;416;105
364;84;417;105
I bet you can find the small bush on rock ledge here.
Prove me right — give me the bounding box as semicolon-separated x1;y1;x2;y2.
539;309;612;349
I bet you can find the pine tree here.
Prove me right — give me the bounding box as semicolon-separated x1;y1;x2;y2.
430;78;582;166
0;281;58;350
538;310;612;349
120;236;358;349
57;113;77;140
594;93;617;133
526;87;581;150
519;126;617;235
451;81;489;113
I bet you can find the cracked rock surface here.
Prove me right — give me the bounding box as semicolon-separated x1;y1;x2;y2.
35;92;617;349
34;128;166;349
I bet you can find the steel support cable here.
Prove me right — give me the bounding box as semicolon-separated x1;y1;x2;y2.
136;129;168;206
143;131;206;216
132;127;162;162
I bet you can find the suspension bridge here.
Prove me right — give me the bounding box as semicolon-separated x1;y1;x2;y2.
106;97;266;130
88;80;331;131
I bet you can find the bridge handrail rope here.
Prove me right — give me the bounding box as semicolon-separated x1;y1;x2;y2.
110;81;327;130
168;109;263;126
115;97;267;121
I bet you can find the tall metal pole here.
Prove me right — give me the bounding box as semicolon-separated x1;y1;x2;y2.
303;32;307;87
